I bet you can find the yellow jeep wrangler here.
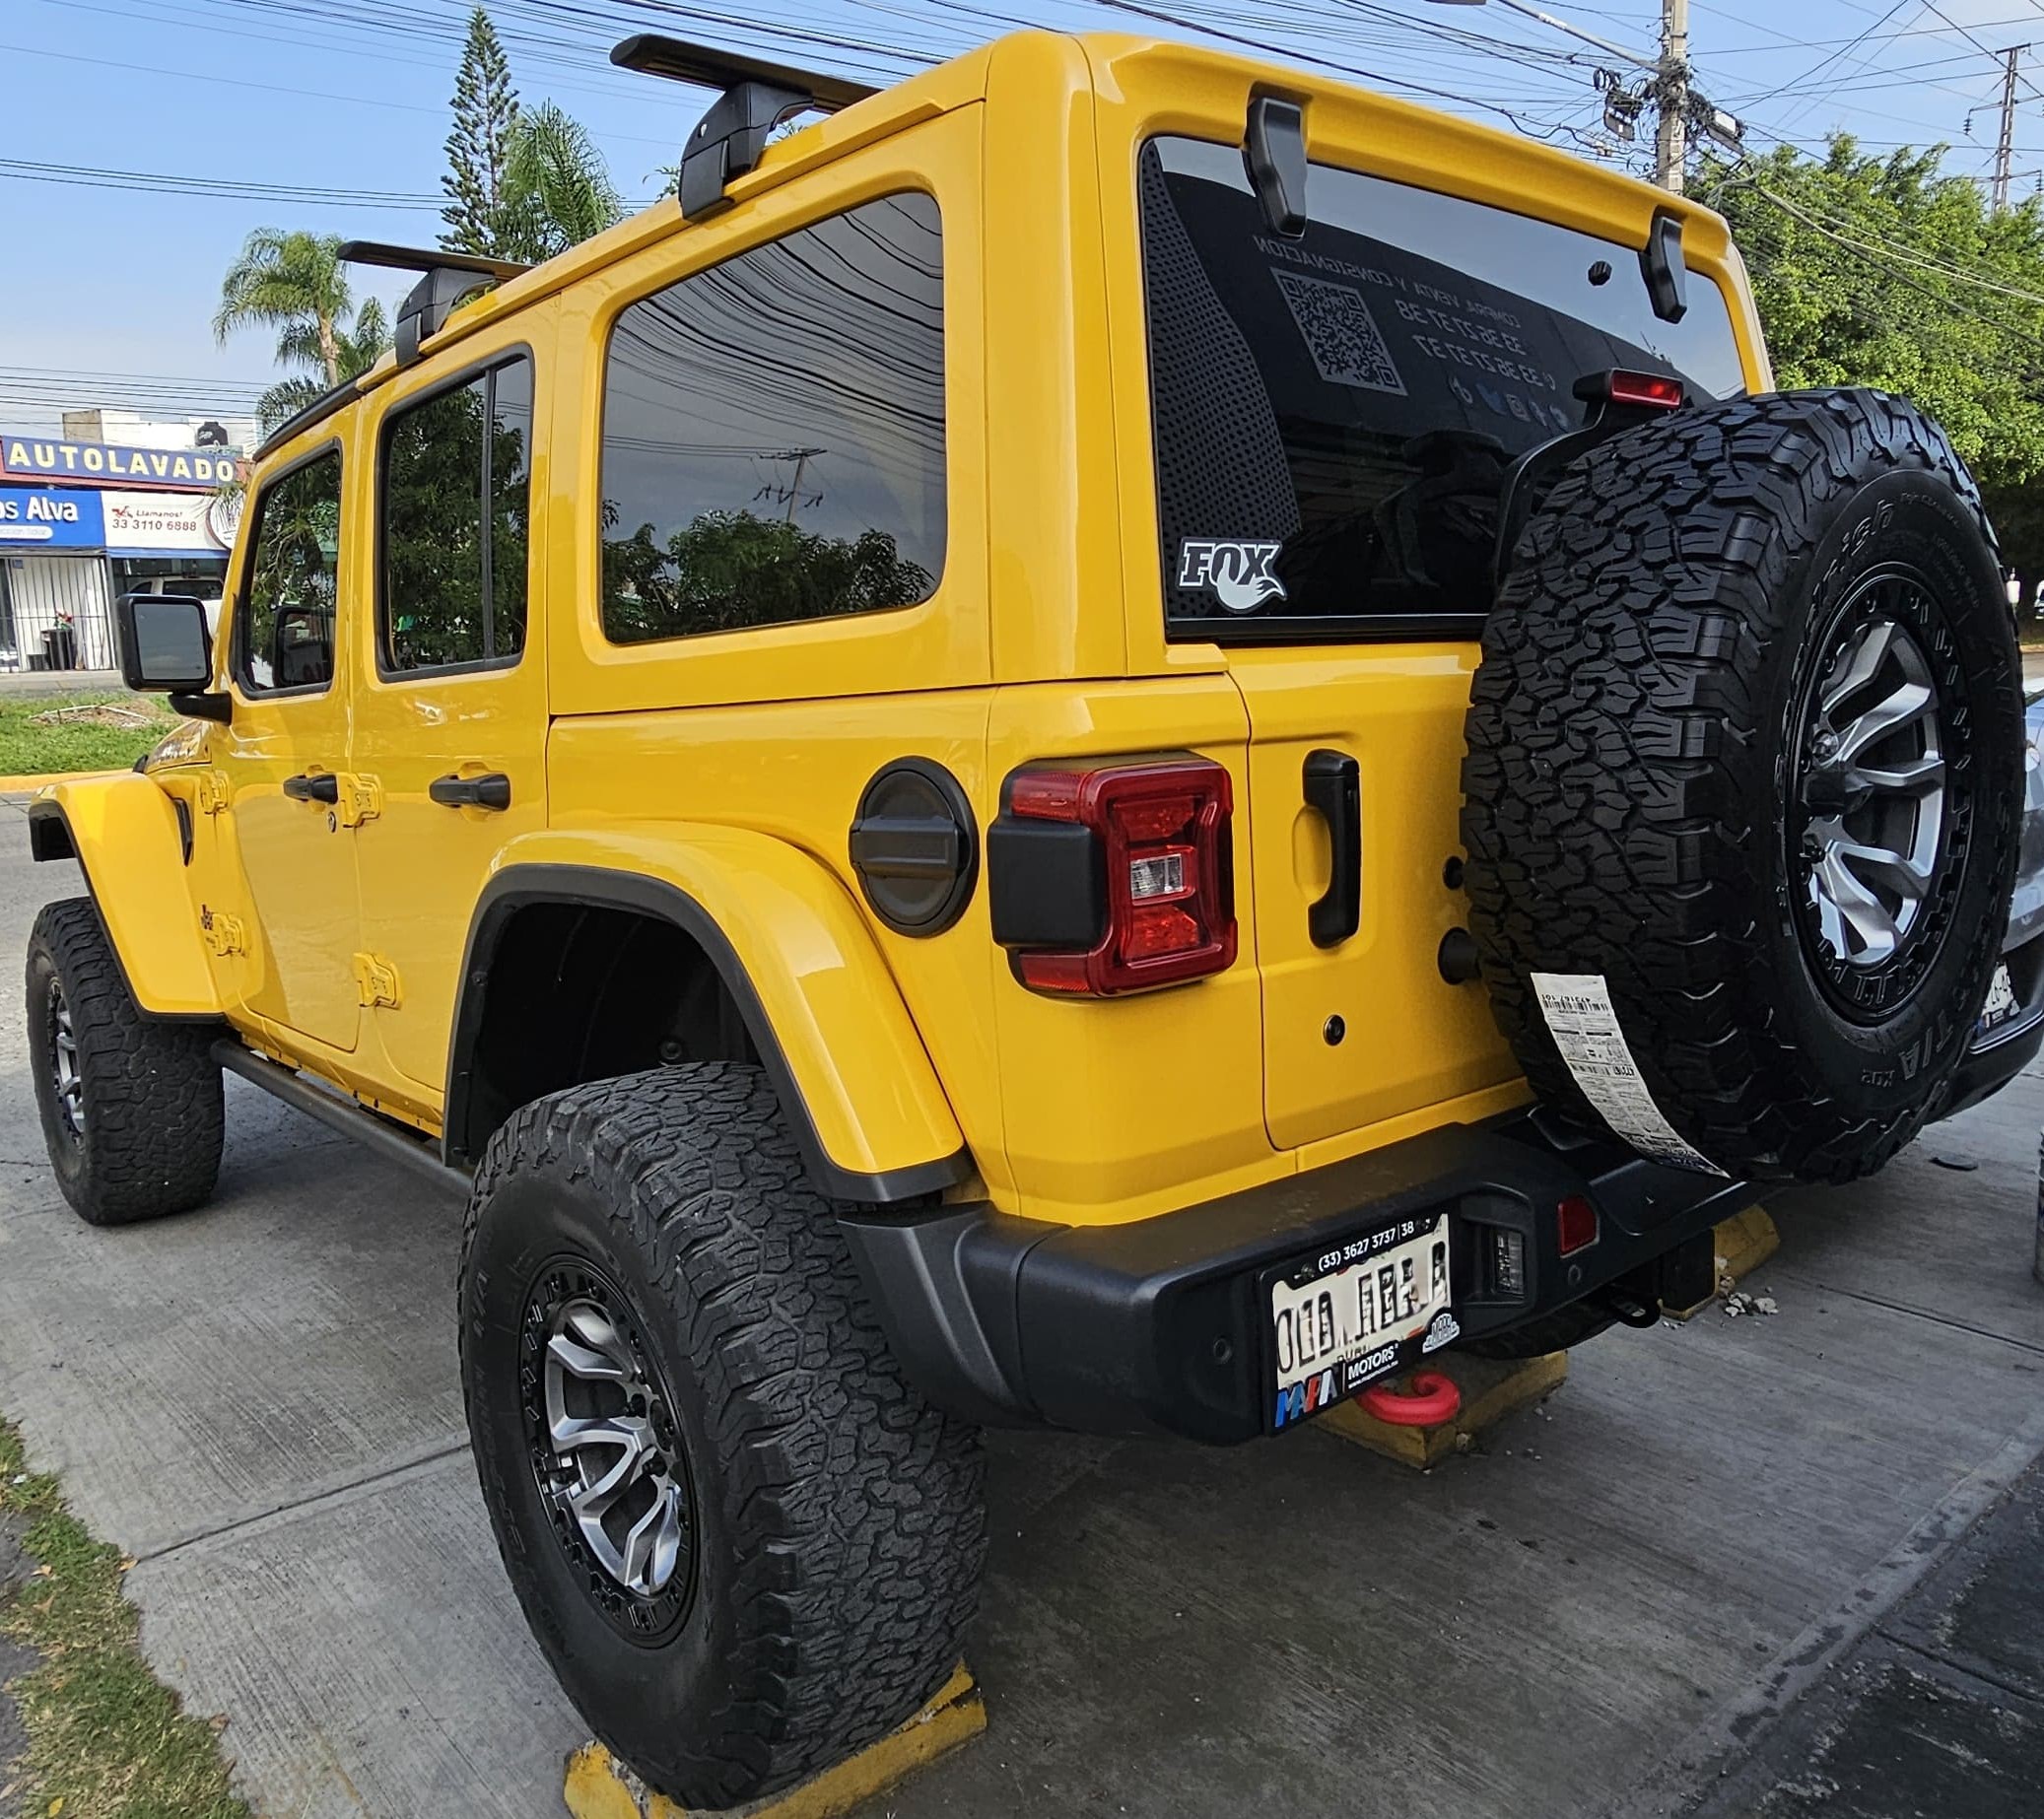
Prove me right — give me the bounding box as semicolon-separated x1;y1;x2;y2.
24;27;2035;1806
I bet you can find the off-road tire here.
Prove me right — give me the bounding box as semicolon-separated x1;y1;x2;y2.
1464;389;2023;1183
458;1062;987;1809
26;897;223;1224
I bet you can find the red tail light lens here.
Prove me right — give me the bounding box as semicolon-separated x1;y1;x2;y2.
1556;1194;1599;1256
993;758;1237;996
1605;370;1684;410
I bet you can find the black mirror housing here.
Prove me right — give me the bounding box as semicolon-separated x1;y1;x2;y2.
115;592;214;694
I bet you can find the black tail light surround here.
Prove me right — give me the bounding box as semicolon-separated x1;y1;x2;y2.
988;755;1237;996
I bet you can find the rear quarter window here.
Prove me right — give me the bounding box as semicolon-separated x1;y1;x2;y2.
598;192;945;646
1141;136;1746;640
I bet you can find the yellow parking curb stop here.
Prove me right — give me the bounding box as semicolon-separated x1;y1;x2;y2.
1664;1205;1780;1320
1320;1350;1568;1469
562;1664;985;1819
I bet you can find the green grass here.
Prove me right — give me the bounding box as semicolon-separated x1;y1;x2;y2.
0;1417;248;1819
0;697;177;779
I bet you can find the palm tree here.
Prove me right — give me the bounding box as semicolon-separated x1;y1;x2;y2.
218;233;394;433
214;229;361;386
251;299;392;435
499;103;624;262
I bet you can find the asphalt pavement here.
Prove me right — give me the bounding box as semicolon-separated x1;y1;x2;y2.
0;811;2041;1819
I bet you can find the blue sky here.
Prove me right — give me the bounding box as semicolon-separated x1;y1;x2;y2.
5;0;2044;438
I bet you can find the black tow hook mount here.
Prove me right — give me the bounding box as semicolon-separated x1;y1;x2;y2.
1601;1290;1662;1329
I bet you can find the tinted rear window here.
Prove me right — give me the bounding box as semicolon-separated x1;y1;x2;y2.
1141;137;1746;640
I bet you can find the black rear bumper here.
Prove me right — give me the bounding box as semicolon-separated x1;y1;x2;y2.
842;1109;1749;1445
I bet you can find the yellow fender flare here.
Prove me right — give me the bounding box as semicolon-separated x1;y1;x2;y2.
28;774;222;1018
449;825;968;1203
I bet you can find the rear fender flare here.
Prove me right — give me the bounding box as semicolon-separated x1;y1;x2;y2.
446;828;970;1204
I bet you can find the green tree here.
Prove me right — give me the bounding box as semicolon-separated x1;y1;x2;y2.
441;6;520;257
1703;138;2044;612
500;101;625;262
251;298;390;434
216;232;392;431
215;229;358;386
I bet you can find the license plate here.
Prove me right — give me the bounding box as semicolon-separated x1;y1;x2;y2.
1979;963;2019;1035
1266;1213;1454;1431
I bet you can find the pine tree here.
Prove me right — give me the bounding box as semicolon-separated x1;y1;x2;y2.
441;7;519;255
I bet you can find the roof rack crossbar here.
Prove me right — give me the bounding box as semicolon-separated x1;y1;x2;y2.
610;33;877;222
337;240;531;369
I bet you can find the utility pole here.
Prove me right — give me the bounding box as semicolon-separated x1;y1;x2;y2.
1655;0;1689;195
1993;44;2026;212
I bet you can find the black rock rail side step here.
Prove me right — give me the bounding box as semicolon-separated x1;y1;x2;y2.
212;1041;467;1196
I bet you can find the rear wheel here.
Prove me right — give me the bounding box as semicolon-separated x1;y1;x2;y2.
26;897;223;1225
459;1062;986;1809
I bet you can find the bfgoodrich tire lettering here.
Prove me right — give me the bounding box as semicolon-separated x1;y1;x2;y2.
25;897;223;1224
1464;389;2023;1183
458;1062;986;1808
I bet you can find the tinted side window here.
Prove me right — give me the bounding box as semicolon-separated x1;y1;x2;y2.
599;193;944;645
381;355;533;672
239;448;342;694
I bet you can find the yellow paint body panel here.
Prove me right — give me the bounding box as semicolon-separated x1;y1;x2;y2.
490;826;966;1185
40;774;220;1017
77;30;1778;1215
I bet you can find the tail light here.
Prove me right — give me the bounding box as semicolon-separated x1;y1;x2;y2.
1578;368;1684;412
1556;1195;1599;1256
988;757;1237;996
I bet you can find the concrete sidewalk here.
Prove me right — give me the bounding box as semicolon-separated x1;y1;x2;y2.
0;821;2040;1817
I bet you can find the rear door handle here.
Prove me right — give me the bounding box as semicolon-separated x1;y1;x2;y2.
429;772;512;812
282;773;339;805
1303;749;1361;949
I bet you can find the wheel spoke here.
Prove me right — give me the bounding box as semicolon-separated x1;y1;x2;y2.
617;1483;685;1595
1849;751;1944;792
1818;617;1896;717
1835;679;1933;765
546;1333;629;1383
566;1415;656;1520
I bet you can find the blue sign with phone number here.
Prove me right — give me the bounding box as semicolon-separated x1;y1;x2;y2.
0;487;104;550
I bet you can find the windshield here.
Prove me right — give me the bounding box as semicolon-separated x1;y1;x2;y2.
1141;136;1747;641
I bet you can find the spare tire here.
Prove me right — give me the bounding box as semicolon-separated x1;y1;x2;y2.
1463;388;2023;1183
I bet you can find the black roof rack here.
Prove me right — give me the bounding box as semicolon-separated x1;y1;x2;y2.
611;33;877;221
337;239;531;369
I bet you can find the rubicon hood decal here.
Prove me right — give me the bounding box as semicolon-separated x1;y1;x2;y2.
1178;539;1286;613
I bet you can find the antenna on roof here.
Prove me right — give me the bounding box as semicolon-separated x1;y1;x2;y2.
338;241;530;369
610;34;877;222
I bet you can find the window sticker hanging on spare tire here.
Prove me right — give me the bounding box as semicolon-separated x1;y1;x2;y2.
1531;974;1726;1177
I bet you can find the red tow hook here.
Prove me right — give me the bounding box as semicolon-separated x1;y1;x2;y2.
1356;1370;1462;1427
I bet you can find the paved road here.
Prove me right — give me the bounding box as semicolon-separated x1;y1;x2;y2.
0;818;2040;1818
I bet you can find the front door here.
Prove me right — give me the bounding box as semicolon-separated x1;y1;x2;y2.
349;338;548;1098
218;440;363;1052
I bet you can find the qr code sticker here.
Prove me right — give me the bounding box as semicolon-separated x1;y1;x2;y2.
1270;269;1407;395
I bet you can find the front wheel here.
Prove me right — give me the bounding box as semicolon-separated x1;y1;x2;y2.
458;1063;987;1809
26;897;223;1225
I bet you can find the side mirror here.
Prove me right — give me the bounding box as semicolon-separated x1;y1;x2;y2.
116;593;213;692
115;593;231;723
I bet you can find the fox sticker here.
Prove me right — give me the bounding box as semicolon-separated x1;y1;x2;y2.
1178;538;1286;613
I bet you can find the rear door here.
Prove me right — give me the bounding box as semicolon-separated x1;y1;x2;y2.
1128;134;1752;1151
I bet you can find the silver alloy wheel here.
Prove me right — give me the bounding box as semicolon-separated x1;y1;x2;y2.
540;1298;689;1599
1798;610;1946;970
49;981;84;1139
